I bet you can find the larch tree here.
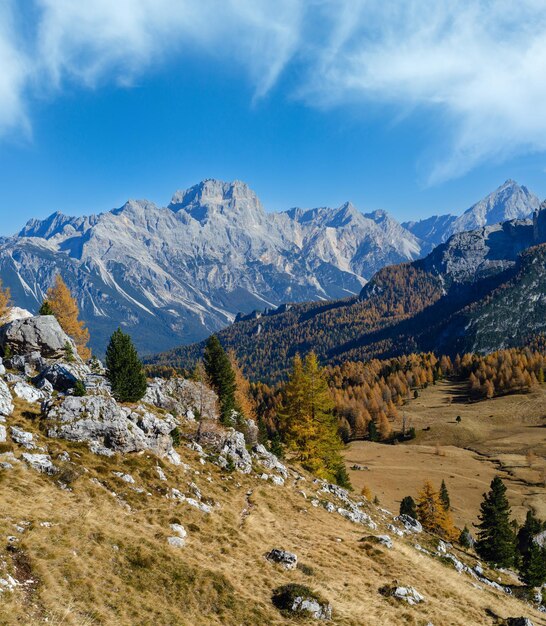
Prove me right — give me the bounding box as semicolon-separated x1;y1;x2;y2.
476;476;515;567
203;335;237;426
105;328;147;403
416;480;457;540
43;275;91;360
228;350;256;420
0;279;11;319
280;352;349;487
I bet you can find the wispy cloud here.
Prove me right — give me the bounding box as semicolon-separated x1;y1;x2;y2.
3;1;546;182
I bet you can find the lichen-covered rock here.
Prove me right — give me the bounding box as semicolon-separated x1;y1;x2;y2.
380;584;425;605
216;429;252;474
272;584;332;620
43;395;178;460
0;379;13;417
252;444;287;478
361;535;393;549
13;381;45;404
34;362;90;392
266;549;298;570
10;426;36;449
0;315;78;359
143;377;218;420
21;453;56;475
395;514;423;533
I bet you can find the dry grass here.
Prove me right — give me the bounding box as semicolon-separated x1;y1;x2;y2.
0;397;544;625
345;380;546;526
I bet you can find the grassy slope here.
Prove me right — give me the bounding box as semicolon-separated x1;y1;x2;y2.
0;398;544;625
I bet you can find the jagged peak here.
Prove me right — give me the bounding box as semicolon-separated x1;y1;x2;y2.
18;211;78;239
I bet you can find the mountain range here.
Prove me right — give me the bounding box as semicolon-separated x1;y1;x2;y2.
153;199;546;381
0;178;539;354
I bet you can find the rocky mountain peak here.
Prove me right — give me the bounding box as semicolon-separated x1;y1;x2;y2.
168;179;265;223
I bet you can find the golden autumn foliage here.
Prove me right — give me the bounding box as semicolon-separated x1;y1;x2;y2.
416;480;458;541
43;275;91;360
0;279;11;319
228;350;257;420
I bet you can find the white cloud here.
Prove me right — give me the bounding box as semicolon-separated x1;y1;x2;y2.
3;0;546;182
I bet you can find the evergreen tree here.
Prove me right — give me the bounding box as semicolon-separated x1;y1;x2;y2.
203;335;237;425
459;526;474;548
367;420;379;442
440;479;451;511
39;300;54;315
105;328;147;403
399;495;417;519
44;275;91;359
516;510;542;559
521;541;546;586
280;352;348;486
476;476;515;567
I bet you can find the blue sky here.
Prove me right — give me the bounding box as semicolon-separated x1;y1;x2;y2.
1;1;546;235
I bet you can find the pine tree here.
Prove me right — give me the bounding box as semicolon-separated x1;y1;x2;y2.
476;476;515;567
521;541;546;586
39;300;54;315
367;420;379;442
0;279;11;318
203;335;237;425
399;495;417;519
44;275;91;359
516;510;542;559
105;328;147;403
459;526;474;548
440;479;451;511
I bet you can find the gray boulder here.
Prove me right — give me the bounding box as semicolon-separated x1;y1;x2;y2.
216;429;252;473
11;426;36;449
34;363;87;392
0;315;77;359
505;619;534;626
252;444;288;477
21;453;56;475
361;535;393;549
395;514;423;533
143;377;218;420
266;549;298;570
43;395;178;460
0;379;13;417
13;381;45;404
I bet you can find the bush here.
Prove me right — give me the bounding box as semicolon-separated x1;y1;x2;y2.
170;427;181;447
73;380;86;396
272;584;324;614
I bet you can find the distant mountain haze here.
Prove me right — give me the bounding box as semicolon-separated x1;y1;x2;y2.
0;178;539;355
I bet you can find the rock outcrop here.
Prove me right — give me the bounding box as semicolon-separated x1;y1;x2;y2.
0;315;77;359
143;377;218;420
43;396;178;460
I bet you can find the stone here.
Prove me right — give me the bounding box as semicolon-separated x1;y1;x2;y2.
113;472;135;484
0;379;13;417
143;377;218;420
185;498;212;514
13;381;45;404
252;444;288;477
0;315;78;359
0;306;32;325
361;535;393;549
167;536;185;548
266;549;298;570
270;475;285;486
384;585;425;605
216;429;252;474
156;465;167;481
22;453;56;475
43;395;178;460
505;619;534;626
0;357;5;376
34;362;89;393
394;514;423;533
0;425;6;442
272;585;332;621
533;530;546;548
10;426;35;449
291;596;332;620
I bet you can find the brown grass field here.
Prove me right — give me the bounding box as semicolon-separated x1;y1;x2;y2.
0;394;545;625
345;381;546;527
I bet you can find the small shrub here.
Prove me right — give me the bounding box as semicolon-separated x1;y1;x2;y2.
170;427;181;447
272;583;323;614
73;380;86;396
296;562;315;576
64;341;75;363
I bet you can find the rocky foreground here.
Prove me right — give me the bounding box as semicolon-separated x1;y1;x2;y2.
0;314;543;624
